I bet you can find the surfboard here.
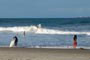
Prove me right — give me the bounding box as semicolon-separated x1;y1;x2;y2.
9;39;15;47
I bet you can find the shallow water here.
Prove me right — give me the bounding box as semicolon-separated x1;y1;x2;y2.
0;31;90;48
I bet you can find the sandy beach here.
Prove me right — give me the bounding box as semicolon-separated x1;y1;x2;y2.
0;48;89;60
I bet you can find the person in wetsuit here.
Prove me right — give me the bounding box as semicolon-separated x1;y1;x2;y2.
14;36;18;46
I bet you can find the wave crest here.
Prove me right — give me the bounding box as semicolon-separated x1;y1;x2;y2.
0;25;90;35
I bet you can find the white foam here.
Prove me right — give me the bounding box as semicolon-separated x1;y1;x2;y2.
36;28;90;35
0;26;38;32
0;25;90;35
29;46;90;49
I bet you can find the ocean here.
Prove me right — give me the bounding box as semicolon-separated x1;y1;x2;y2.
0;18;90;48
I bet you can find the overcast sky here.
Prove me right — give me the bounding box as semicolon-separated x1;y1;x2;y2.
0;0;90;18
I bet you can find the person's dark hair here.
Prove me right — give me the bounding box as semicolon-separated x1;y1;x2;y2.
73;35;77;40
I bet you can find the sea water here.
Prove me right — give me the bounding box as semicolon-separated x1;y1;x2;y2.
0;18;90;48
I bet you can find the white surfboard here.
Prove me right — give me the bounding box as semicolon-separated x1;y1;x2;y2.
9;39;15;47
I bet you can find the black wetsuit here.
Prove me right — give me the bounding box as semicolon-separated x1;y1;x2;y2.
14;36;18;46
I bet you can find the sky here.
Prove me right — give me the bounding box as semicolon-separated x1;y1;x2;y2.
0;0;90;18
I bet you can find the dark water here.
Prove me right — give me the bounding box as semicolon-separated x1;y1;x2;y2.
0;18;90;48
0;18;90;31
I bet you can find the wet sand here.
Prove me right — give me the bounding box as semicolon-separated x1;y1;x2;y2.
0;47;90;60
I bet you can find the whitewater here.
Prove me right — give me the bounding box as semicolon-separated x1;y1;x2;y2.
0;25;90;35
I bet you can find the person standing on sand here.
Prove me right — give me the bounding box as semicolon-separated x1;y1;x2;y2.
73;35;77;48
9;36;18;47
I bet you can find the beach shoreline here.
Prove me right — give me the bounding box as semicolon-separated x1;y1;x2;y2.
0;47;89;60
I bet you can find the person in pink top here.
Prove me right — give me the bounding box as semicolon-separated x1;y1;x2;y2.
73;35;77;48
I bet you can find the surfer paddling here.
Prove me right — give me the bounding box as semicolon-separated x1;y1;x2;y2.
73;35;77;48
9;36;18;47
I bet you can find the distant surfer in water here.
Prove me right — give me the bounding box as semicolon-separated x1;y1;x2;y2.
24;31;25;36
73;35;77;48
10;36;18;47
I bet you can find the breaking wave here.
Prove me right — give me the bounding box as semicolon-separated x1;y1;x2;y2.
0;24;90;35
